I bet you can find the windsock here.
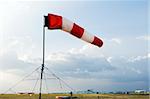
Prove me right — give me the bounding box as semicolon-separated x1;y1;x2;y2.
44;13;103;47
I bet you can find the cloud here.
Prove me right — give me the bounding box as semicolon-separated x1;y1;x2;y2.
109;55;149;83
0;43;149;92
127;54;149;62
136;35;150;41
110;38;122;44
107;57;113;63
0;50;36;72
44;46;149;84
148;53;150;57
46;52;115;78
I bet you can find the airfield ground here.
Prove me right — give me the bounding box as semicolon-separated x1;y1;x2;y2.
0;94;149;99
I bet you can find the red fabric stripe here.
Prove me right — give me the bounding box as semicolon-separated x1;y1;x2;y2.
71;23;84;38
92;36;103;47
48;14;62;29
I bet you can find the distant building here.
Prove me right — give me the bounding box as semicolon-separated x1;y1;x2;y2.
17;92;34;95
134;90;146;94
115;91;126;94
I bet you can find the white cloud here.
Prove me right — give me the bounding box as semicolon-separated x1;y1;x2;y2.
107;57;113;63
130;67;142;74
46;52;114;75
46;52;68;61
136;35;150;41
148;53;150;58
110;38;122;44
68;44;104;57
128;54;149;62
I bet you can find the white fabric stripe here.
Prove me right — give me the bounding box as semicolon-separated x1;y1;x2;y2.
81;30;94;43
62;17;74;33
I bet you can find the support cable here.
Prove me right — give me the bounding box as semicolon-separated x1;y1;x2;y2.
4;66;41;94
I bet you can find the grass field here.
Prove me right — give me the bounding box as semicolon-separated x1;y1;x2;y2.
0;94;149;99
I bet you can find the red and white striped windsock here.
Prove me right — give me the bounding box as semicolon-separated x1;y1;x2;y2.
44;13;103;47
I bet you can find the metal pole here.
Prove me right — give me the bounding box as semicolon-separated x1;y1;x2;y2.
39;16;45;99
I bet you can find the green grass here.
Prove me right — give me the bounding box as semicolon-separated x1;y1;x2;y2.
0;94;149;99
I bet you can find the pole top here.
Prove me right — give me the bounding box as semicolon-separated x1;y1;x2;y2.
44;16;48;27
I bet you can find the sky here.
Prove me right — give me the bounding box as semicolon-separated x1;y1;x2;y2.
0;0;149;93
